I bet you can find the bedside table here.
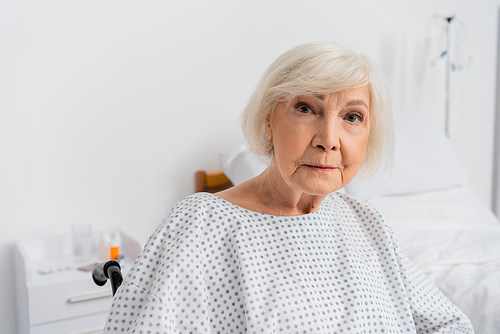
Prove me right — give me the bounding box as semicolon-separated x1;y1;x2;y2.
14;231;141;334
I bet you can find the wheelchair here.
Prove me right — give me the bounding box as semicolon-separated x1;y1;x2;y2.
91;260;123;296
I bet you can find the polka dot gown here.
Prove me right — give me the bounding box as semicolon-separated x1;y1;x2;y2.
104;192;474;333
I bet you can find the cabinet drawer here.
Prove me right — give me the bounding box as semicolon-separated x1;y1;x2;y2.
31;311;107;334
29;276;113;326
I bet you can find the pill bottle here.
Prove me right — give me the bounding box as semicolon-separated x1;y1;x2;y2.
109;230;121;260
99;230;122;261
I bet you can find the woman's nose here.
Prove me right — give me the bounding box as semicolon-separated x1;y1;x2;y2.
312;119;340;151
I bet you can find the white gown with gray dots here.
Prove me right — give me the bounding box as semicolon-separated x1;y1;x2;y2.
104;192;473;334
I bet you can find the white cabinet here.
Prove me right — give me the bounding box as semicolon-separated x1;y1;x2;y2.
14;231;141;334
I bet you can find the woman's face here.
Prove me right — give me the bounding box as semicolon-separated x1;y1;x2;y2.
265;85;371;196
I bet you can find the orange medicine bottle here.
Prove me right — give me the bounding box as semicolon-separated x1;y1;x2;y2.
99;230;121;261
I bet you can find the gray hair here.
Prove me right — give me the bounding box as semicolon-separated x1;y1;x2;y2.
240;42;394;176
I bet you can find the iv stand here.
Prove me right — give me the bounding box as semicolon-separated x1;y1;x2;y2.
444;16;454;138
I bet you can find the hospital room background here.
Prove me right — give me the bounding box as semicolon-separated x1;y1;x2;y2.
2;0;500;333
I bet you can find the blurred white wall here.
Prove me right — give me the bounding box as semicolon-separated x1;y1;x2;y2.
1;0;498;333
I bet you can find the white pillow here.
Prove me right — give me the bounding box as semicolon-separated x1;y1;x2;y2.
345;108;469;198
220;142;268;185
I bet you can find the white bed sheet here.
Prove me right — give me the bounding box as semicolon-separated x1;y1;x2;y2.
366;184;500;334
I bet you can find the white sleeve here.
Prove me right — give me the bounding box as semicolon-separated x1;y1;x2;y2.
102;203;211;333
388;227;475;333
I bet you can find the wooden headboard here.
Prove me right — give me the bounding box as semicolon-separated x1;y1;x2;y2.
195;170;233;193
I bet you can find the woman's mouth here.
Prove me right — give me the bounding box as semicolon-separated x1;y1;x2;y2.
304;164;338;173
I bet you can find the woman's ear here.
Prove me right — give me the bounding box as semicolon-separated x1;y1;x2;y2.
265;113;273;141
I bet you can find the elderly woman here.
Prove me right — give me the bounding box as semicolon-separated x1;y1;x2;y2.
104;43;473;333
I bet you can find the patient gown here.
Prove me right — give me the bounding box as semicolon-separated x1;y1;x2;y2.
103;192;474;333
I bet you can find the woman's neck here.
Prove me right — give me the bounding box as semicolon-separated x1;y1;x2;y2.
256;166;325;215
216;165;326;216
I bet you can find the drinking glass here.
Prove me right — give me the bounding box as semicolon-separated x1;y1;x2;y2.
72;223;92;262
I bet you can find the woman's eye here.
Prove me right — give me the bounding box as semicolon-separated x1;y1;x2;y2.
296;104;313;114
345;113;362;123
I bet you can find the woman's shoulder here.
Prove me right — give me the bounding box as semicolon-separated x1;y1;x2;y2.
171;191;223;211
327;191;390;229
166;192;238;219
327;191;376;210
160;191;259;231
143;193;225;241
